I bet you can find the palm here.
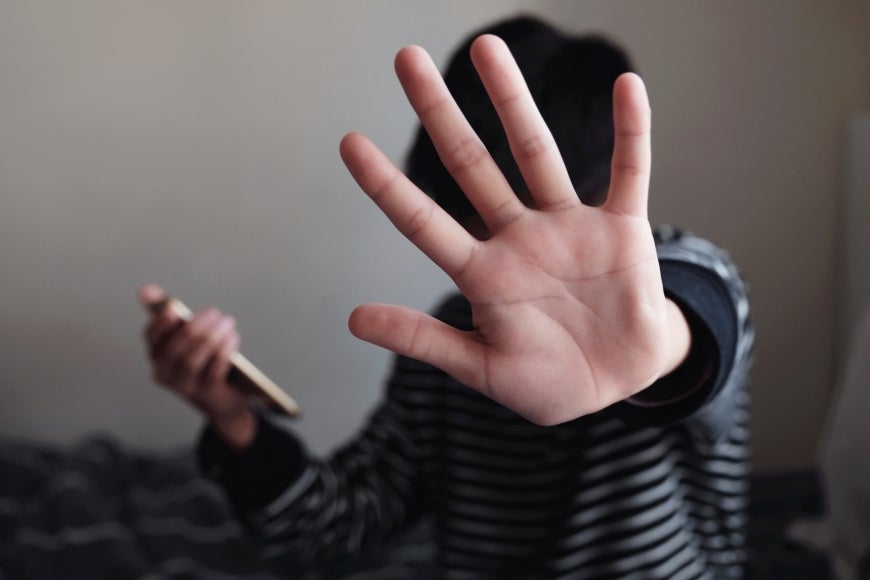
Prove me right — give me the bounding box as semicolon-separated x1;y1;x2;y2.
341;36;669;425
462;208;665;422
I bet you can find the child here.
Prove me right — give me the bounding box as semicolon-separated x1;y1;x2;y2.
142;16;752;579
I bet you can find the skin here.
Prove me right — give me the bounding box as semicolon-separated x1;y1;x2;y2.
141;35;690;450
140;284;254;447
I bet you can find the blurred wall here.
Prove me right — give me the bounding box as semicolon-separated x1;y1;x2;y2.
1;0;868;470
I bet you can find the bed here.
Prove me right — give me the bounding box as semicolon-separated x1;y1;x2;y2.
0;434;834;579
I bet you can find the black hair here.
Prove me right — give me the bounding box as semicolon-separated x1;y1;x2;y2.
404;15;634;223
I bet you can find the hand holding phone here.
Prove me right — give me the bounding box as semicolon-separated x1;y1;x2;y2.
142;290;301;418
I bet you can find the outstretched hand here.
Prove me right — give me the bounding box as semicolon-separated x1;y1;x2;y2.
340;35;689;425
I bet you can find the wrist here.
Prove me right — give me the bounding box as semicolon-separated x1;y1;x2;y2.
628;298;708;407
209;406;257;451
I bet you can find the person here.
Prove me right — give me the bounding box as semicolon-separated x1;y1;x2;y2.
141;15;753;579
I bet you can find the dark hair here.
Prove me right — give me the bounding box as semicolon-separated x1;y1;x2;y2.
405;15;634;223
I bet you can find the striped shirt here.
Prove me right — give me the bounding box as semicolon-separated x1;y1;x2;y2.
201;227;754;579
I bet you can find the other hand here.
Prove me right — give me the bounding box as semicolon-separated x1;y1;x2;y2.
139;284;256;448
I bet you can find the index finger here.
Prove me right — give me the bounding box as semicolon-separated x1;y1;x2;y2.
139;284;182;355
340;132;478;280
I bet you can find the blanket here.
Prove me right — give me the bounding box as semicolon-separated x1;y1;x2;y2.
0;436;833;579
0;436;283;580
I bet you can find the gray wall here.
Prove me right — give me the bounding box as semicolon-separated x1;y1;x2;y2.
1;1;868;471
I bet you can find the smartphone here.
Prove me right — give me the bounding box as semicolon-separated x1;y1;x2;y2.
147;295;301;418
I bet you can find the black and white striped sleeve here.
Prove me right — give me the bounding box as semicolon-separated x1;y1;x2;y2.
610;225;754;442
197;363;429;569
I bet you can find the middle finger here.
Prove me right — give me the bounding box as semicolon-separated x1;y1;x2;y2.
395;45;525;232
470;35;577;211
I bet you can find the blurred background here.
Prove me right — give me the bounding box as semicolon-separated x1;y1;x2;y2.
1;0;869;474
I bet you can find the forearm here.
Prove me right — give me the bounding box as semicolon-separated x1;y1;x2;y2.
199;412;308;511
254;408;423;566
199;387;425;567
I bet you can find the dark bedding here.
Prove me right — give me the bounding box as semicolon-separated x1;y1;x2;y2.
0;436;435;580
0;436;832;579
0;436;280;580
